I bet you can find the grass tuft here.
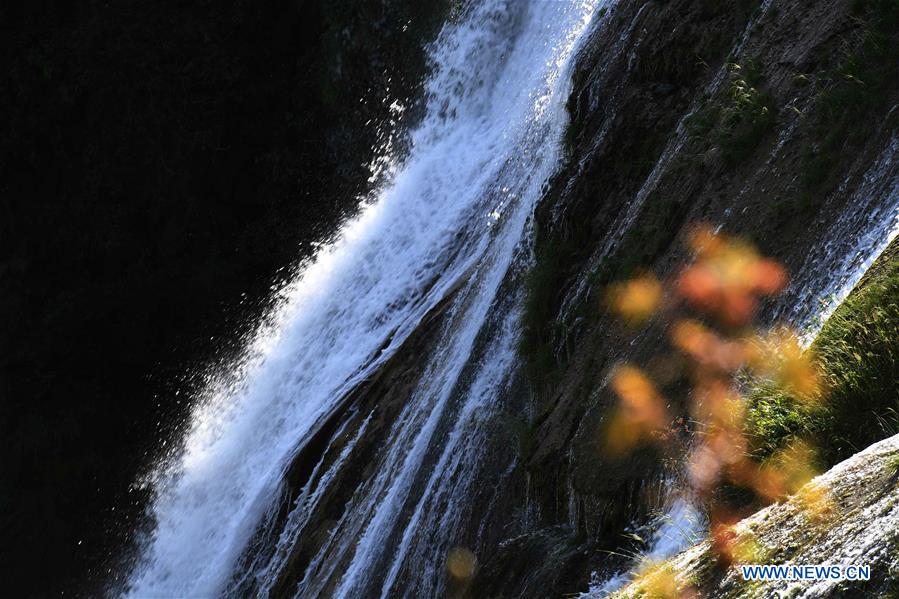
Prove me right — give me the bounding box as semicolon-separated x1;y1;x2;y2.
686;60;774;166
746;241;899;466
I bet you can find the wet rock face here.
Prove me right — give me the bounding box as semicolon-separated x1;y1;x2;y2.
477;0;899;593
609;433;899;598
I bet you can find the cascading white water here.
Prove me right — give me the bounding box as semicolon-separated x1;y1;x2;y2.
125;1;605;597
784;136;899;342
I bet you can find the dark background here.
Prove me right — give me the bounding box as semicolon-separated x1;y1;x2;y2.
0;0;445;595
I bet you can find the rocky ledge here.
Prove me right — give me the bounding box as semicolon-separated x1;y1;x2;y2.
608;433;899;598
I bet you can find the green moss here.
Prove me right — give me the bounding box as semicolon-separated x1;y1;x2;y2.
627;562;680;598
746;240;899;465
887;453;899;477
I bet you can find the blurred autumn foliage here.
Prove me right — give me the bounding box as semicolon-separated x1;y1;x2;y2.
604;225;835;592
446;546;478;598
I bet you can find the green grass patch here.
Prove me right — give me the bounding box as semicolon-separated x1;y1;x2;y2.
686;60;774;166
744;381;828;462
746;240;899;465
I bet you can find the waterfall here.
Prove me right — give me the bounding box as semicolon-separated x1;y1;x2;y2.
124;1;605;597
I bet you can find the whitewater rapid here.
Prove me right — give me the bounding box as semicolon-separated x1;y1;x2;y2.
125;1;605;597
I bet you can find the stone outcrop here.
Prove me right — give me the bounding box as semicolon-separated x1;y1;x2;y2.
608;433;899;598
